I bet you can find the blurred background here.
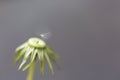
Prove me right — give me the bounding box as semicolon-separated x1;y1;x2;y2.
0;0;120;80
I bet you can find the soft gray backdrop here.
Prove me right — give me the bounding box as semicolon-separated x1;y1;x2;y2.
0;0;120;80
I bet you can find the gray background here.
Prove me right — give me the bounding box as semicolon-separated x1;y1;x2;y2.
0;0;120;80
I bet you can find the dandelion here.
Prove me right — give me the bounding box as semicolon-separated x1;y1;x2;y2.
14;36;60;80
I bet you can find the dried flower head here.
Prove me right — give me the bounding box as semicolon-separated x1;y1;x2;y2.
15;37;60;80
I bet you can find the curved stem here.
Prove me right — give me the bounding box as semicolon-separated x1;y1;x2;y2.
27;60;35;80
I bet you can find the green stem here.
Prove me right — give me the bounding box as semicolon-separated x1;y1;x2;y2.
27;60;35;80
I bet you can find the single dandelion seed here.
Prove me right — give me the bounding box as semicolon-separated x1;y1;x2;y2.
40;32;52;40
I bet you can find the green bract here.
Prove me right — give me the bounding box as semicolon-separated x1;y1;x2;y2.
15;37;60;80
